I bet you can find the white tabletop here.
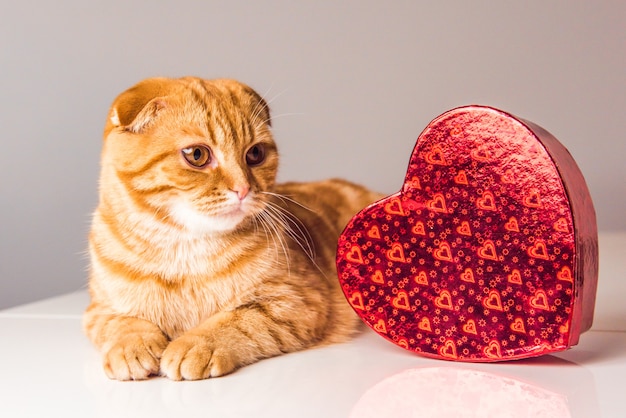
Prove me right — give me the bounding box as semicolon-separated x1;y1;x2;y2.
1;232;625;418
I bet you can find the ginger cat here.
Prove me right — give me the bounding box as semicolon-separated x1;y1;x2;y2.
83;76;381;380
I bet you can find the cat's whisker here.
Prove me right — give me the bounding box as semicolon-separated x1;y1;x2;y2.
255;210;291;275
258;201;327;279
264;198;327;277
271;200;331;279
254;112;305;128
256;86;286;110
250;86;285;126
254;213;280;263
259;209;291;260
261;192;317;214
263;201;316;260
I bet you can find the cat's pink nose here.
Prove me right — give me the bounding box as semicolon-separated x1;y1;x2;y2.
232;185;250;200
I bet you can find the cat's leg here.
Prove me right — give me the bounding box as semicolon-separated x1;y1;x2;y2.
160;298;321;380
83;305;169;380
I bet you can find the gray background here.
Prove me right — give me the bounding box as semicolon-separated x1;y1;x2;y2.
1;1;624;309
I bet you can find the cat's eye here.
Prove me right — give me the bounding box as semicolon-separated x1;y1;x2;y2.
245;144;266;166
182;145;212;168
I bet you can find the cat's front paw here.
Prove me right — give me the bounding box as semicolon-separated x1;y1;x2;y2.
160;334;238;380
102;332;169;381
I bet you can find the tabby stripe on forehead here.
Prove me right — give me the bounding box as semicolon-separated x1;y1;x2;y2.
188;84;211;118
188;83;221;139
217;111;238;148
226;89;253;142
190;83;247;148
227;89;242;109
240;116;252;145
214;94;246;147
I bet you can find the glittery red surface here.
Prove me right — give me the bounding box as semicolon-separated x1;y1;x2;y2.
337;106;598;362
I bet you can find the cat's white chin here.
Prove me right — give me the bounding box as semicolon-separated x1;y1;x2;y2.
169;201;248;234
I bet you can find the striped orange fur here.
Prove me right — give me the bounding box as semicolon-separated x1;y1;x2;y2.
83;77;382;380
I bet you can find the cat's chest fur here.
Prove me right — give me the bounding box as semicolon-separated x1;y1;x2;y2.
92;213;270;338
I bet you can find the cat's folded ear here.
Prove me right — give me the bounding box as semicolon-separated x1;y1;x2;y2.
105;78;174;136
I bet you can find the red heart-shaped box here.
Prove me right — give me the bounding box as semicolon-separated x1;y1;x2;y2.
337;106;598;361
